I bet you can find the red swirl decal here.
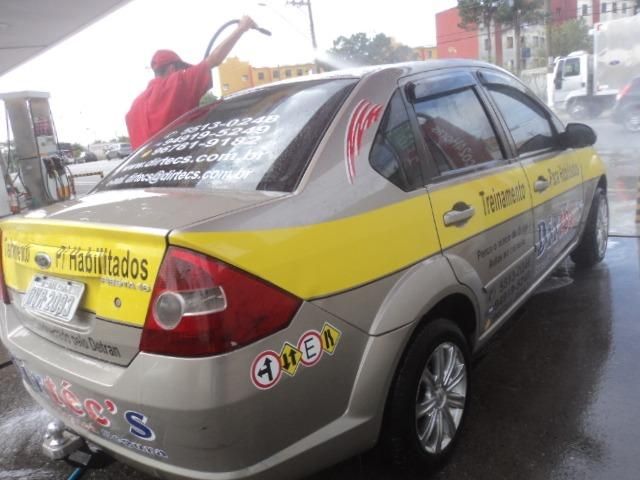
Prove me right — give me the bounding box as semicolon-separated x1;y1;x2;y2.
345;100;383;184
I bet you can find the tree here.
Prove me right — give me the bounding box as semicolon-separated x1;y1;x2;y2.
496;0;544;75
549;19;592;58
199;91;218;105
328;33;417;67
458;0;500;63
71;143;84;157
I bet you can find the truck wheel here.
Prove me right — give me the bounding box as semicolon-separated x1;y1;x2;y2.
383;318;470;472
624;108;640;132
571;187;608;267
568;100;588;120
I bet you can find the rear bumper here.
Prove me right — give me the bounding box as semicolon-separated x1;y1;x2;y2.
0;301;413;479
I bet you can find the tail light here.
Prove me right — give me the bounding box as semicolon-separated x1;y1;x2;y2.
617;83;632;101
0;231;9;304
140;247;301;357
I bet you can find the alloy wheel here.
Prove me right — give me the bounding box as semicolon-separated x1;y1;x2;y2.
596;195;609;258
415;342;467;454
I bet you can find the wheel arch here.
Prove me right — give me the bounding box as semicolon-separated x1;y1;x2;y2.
374;291;478;454
422;293;477;350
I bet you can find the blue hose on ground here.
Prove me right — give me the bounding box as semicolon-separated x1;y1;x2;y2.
67;467;85;480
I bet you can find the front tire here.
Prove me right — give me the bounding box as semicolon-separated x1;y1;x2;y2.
571;187;608;267
568;99;589;120
383;318;470;472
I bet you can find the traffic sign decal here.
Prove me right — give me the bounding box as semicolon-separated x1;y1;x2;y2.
280;342;303;376
250;323;342;390
321;323;341;355
251;350;282;390
298;331;323;367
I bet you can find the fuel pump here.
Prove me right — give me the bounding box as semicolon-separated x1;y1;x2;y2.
1;91;75;212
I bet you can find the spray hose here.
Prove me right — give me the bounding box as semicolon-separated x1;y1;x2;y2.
203;20;271;59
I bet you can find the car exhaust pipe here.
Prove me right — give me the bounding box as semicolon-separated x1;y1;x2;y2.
42;420;84;460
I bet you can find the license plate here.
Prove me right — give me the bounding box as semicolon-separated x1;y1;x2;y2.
22;275;85;323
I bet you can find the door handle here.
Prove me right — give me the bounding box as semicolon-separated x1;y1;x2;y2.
443;203;475;226
534;176;550;193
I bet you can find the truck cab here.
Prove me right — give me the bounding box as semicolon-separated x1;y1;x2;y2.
552;52;591;116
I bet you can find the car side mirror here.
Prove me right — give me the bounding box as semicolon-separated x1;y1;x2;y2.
554;68;563;90
554;76;563;90
559;123;597;149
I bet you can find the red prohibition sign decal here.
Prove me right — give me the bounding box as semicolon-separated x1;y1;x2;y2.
297;331;324;367
251;350;282;390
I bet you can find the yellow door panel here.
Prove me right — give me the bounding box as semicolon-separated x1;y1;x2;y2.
521;149;589;207
520;149;588;278
428;166;531;249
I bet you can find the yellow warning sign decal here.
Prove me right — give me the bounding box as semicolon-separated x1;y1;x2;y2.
321;323;341;355
280;342;303;377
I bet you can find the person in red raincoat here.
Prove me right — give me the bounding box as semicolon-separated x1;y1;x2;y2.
126;15;257;149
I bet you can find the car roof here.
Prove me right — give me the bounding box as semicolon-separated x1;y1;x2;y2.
223;59;502;100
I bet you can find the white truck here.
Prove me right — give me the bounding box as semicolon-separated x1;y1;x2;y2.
551;14;640;119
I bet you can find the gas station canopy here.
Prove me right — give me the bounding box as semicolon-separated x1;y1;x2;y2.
0;0;131;77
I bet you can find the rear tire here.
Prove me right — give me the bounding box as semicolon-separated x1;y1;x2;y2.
382;318;471;473
571;187;608;267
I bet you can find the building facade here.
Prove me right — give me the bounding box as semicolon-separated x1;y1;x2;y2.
478;23;548;70
436;7;479;60
415;46;438;60
218;57;315;95
437;1;636;73
577;0;637;25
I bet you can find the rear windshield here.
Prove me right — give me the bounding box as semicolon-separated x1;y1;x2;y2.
98;79;357;193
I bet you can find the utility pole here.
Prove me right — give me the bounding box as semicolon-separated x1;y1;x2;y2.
544;0;552;68
514;7;522;75
286;0;318;70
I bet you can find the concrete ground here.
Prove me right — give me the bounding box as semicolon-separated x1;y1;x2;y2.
1;237;639;480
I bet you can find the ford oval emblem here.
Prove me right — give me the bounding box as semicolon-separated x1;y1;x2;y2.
35;252;51;269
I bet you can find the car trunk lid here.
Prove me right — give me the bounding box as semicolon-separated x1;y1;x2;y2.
0;188;283;365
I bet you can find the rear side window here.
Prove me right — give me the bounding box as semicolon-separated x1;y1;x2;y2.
98;79;357;193
413;87;503;173
369;91;424;191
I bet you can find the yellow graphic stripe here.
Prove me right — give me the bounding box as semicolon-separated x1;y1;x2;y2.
429;166;531;249
522;149;597;207
170;195;441;299
1;219;166;327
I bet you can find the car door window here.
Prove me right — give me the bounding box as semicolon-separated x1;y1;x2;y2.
369;90;424;191
486;85;556;156
411;87;503;174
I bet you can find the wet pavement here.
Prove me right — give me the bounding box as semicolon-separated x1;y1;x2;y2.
0;342;10;365
1;237;639;479
588;116;640;237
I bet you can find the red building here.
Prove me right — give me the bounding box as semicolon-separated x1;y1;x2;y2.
551;0;580;23
436;7;479;60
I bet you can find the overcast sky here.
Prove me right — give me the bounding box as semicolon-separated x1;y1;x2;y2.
0;0;457;144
